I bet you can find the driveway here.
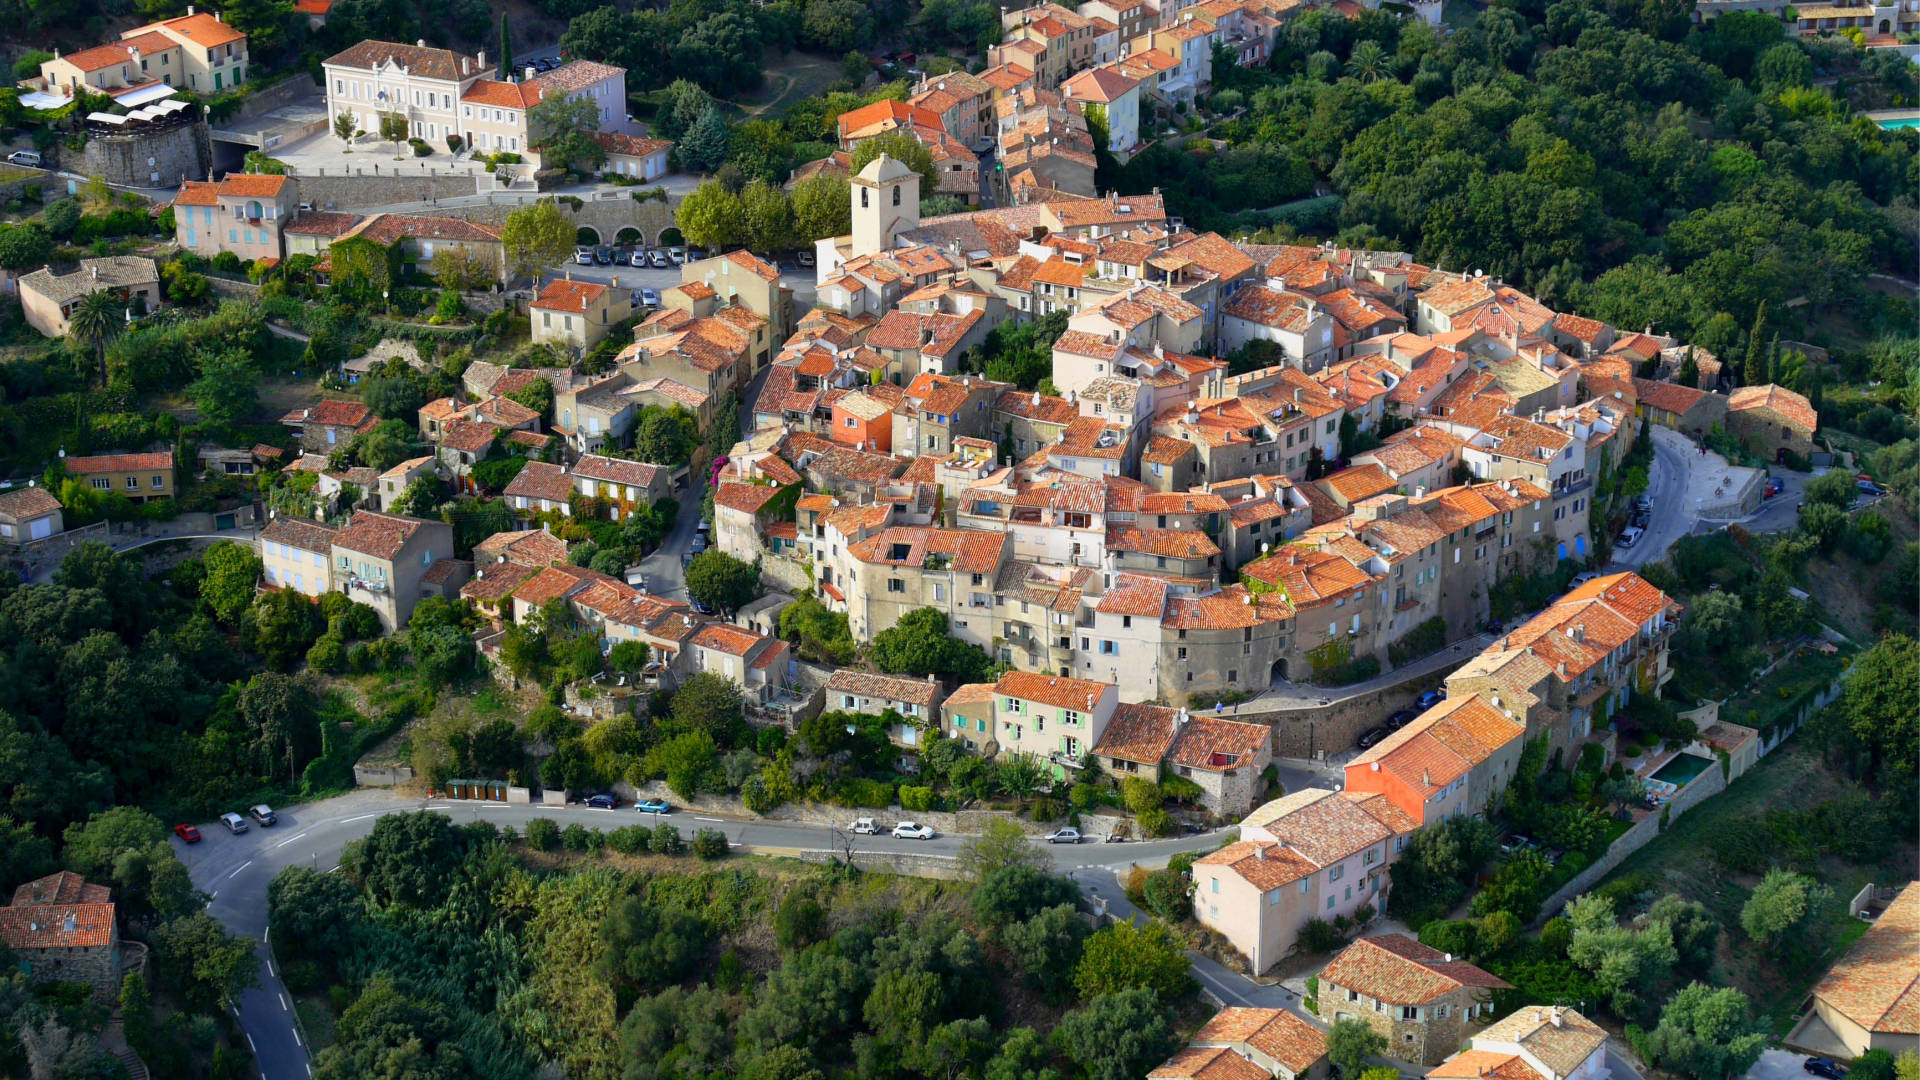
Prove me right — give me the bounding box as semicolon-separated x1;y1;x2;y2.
182;790;1237;1080
1748;1049;1825;1080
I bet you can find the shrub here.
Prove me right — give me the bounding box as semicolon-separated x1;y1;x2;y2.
608;825;649;854
1069;783;1103;811
328;985;352;1014
525;816;559;851
1305;974;1319;1015
899;785;935;812
1298;918;1349;953
280;960;323;994
561;823;590;851
649;823;684;855
1122;777;1164;813
306;635;346;673
408;138;432;157
835;777;895;808
691;828;728;859
1137;807;1173;837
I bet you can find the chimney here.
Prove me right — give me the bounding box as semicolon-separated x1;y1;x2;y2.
1571;624;1585;643
1557;661;1567;677
1255;844;1266;860
213;9;220;18
1550;1007;1564;1028
478;49;487;69
417;38;427;46
564;269;571;281
612;275;619;288
527;65;539;81
90;265;99;280
1422;769;1432;786
461;56;470;75
1443;953;1452;962
187;3;193;11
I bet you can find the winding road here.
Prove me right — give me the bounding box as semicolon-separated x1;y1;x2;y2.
177;790;1230;1080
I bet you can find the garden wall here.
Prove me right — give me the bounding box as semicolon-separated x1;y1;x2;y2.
617;778;1080;837
1238;675;1441;759
797;849;965;879
1532;762;1728;925
293;172;483;210
352;763;414;787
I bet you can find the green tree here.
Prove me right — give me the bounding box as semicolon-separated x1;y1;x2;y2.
1566;892;1678;1015
686;550;760;614
1326;1017;1389;1079
500;199;575;283
245;587;324;671
266;866;364;966
676;179;748;251
200;541;263;624
66;291;125;387
1073;920;1194;1002
1002;903;1088;1001
149;910;259;1011
339;811;468;909
792;174;852;241
871;607;994;682
188;348;259;428
528;94;607;173
957;818;1047;881
332;111;361;143
498;11;512;78
850;131;938;193
1739;868;1832;948
741;179;797;253
313;975;467;1080
650;731;721;799
430;245;495;292
668;672;745;742
1829;634;1918;786
0;223;52;270
679;105;734;174
1053;990;1178;1080
1630;983;1768;1080
970;864;1080;926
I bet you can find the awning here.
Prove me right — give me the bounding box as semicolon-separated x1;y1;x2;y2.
152;98;190;114
110;81;177;107
86;112;130;125
20;90;69;110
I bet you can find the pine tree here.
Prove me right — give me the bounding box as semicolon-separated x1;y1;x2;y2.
498;14;512;81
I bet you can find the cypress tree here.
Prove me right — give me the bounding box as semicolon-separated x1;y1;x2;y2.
1743;301;1769;386
498;14;512;81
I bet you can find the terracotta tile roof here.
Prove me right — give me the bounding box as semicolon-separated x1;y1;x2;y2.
461;77;541;108
1096;573;1170;617
1163;584;1293;630
944;682;999;708
512;565;604;608
284;399;373;429
1106;523;1219;559
460;561;539;602
994;670;1111;711
530;59;623;94
1143;435;1194;466
503;461;573;503
346;213;502;246
590;131;672;160
149;10;245;46
1320;934;1510;1005
1195;839;1321;890
1150;1045;1272;1080
825;669;943;707
1348;692;1522;794
1728;383;1816;431
332;510;428;560
1813;882;1920;1034
1342;790;1419;834
1473;1007;1607;1079
849;525;1004;574
1167;715;1269;772
1093;701;1183;764
713;480;784;515
1318;463;1398;505
1192;1008;1328;1075
1631;378;1711;416
65;451;173;475
691;621;765;656
474;529;569;568
1222;285;1315;330
995;389;1080;426
1168;232;1255;280
574;455;663;489
0;900;115;950
62;33;176;72
1430;1051;1545;1080
284;210;360;237
12;872;110;906
0;485;61;518
1241;787;1395;865
421;557;468;587
1241;543;1374;608
260;516;338;554
532;278;609;313
325;39;477;80
436;420;498;455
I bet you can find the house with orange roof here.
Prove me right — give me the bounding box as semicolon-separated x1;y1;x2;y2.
1726;383;1817;463
330;510;458;631
1805;881;1919;1058
1629;377;1727;437
676;250;791;367
172;172;298;262
0;872;122;997
1080;567;1296;702
1192;789;1418;972
688;621;791;702
1130;18;1216;101
1239;539;1385;679
983;669;1119;774
1206;474;1313;567
1219;285;1337;371
1317;934;1511;1064
1091;701;1274;811
1344;690;1528;827
1153;1008;1330;1080
1061;62;1145;152
38;9;248;97
1436;1006;1608;1080
840;525;1013;644
532;275;630;352
893;372;1008;458
1436;413;1590;561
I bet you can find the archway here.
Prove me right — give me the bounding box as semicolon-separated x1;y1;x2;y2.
575;226;602;245
1880;18;1890;31
657;226;685;248
615;226;643;246
1270;658;1288;684
1556;541;1568;561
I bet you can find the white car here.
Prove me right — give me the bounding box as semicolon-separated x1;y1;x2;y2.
892;821;936;840
639;287;661;307
574;246;595;265
1617;526;1644;548
1043;827;1082;844
849;817;879;834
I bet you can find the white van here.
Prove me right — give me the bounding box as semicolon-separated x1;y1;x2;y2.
7;150;42;168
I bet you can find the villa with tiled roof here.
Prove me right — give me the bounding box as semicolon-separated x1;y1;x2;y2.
1153;1008;1330;1080
1318;934;1512;1064
1806;882;1919;1057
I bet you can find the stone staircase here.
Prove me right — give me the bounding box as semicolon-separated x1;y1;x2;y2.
100;1009;150;1080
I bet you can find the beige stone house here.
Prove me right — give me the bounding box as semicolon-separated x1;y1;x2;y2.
0;484;63;544
1726;383;1817;464
1152;1008;1330;1080
532;277;631;353
824;669;947;751
1806;882;1918;1058
0;873;120;998
1317;934;1510;1066
1430;1007;1609;1080
173;173;299;263
328;510;457;632
66;451;174;504
20;257;162;338
258;516;338;598
1191;789;1415;973
572;455;670;520
39;10;247;96
984;669;1119;775
1090;703;1273;813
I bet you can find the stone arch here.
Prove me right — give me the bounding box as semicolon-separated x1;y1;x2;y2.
1270;657;1288;684
657;226;685;247
615;226;644;246
575;225;602;245
1879;17;1890;32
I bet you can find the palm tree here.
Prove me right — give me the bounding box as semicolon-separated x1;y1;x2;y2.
65;291;124;387
1346;40;1390;84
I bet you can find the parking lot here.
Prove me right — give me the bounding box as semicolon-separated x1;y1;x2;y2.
540;249;818;319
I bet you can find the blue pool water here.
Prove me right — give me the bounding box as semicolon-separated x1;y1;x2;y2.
1878;117;1920;130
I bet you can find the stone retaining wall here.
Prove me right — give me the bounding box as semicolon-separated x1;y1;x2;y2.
616;778;1099;837
796;850;966;879
294;172;483;210
352;764;415;787
1533;754;1730;923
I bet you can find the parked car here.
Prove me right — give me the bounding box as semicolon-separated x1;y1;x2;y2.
1386;709;1418;730
1631;494;1652;513
173;824;201;843
649;250;671;268
690;533;710;555
1043;827;1082;844
1858;479;1886;497
1498;834;1533;855
593;246;614;265
1629;508;1651;528
7;150;42;167
249;804;277;826
628;249;649;267
1415;689;1447;709
638;287;661;307
668;246;687;263
220;812;249;834
688;596;715;615
1804;1060;1847;1079
585;793;619;809
892;821;936;840
687;248;707;262
1356;725;1391;749
850;817;879;834
1764;477;1784;498
797;251;815;267
635;798;672;814
575;246;595;265
1617;525;1645;548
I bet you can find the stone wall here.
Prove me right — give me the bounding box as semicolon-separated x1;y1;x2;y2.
206;275;261;302
797;849;966;879
1236;672;1448;760
617;778;1077;836
760;552;814;595
1532;763;1727;925
440;193;679;247
229;76;321;120
294;172;483;211
80;121;210;189
353;763;415;787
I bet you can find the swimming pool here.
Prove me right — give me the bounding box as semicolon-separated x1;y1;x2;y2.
1878;117;1920;130
1650;751;1715;787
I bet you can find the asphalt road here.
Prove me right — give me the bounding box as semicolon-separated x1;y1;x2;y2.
631;477;708;601
1613;426;1693;570
180;790;1230;1080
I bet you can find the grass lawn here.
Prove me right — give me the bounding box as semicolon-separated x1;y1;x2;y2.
738;53;849;115
294;996;337;1053
1595;737;1915;1031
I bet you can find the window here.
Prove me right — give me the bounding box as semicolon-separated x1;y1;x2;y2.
151;475;164;488
1328;864;1344;883
125;476;138;490
1400;1007;1418;1021
1099;640;1118;655
892;185;901;206
91;478;109;491
887;578;904;593
1346;988;1359;1002
1177;647;1187;661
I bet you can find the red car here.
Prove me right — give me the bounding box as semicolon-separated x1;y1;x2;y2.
173;824;201;843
